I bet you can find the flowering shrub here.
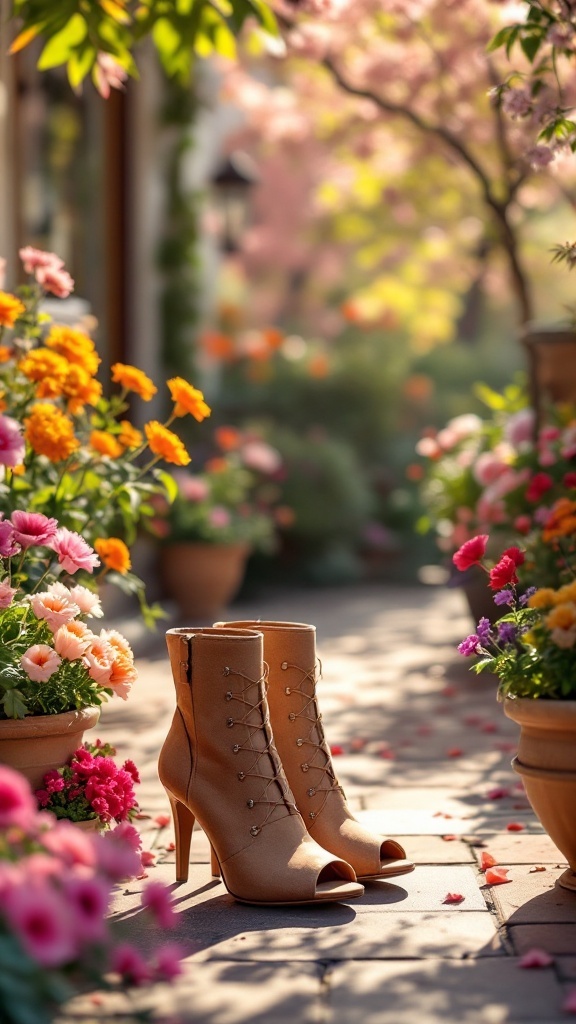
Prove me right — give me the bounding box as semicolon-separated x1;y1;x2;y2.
454;533;576;700
0;246;211;624
148;426;290;552
0;509;137;718
0;764;183;1024
35;741;139;826
415;383;576;556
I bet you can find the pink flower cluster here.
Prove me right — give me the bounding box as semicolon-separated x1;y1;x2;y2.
0;764;183;986
36;743;140;824
19;246;74;298
0;510;99;572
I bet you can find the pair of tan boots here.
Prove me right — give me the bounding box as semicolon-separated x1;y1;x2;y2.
159;620;414;906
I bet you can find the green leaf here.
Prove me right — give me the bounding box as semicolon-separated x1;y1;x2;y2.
37;13;88;70
67;42;97;88
156;468;179;503
2;690;28;719
520;31;544;64
487;25;516;54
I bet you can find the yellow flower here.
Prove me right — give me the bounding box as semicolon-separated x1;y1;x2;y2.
61;365;102;413
24;403;79;462
111;363;157;401
90;430;124;459
0;291;25;328
46;326;100;376
555;581;576;605
167;377;211;421
144;420;190;466
94;537;131;574
546;602;576;631
19;348;69;389
118;420;142;448
527;588;557;609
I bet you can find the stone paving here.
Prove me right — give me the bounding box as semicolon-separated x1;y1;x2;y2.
60;583;576;1023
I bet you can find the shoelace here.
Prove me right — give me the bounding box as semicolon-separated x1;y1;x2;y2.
282;658;344;820
224;663;298;836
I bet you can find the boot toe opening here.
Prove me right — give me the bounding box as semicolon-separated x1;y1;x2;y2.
317;859;356;884
380;838;406;860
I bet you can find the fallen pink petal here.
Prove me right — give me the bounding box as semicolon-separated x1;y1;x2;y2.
487;787;510;800
506;822;525;832
442;893;464;904
485;867;511;885
518;948;554;968
480;851;497;871
563;989;576;1014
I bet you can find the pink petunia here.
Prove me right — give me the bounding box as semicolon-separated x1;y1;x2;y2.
0;579;16;608
5;883;77;967
0;765;37;828
11;510;58;548
94;826;142;882
21;644;62;683
35;263;74;298
53;621;93;660
111;943;150;986
141;881;176;929
51;528;100;575
42;820;99;868
19;246;64;274
0;520;19;557
69;584;103;617
452;535;489;572
0;415;25;467
63;874;111;943
30;592;80;631
154;942;185;981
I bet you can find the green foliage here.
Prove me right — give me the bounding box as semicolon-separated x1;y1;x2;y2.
8;0;278;90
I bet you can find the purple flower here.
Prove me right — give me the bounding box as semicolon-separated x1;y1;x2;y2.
458;634;481;657
520;587;537;607
494;589;514;607
498;622;517;644
476;617;492;642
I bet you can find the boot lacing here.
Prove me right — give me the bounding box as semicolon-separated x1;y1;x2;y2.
224;663;298;836
281;658;344;821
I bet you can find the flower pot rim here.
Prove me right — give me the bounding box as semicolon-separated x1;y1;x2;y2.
504;696;576;727
161;540;252;554
0;706;100;736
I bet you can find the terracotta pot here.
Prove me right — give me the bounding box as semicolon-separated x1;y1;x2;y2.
0;707;100;791
160;542;251;620
504;698;576;892
521;324;576;417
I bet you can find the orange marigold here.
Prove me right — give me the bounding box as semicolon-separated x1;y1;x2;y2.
45;326;100;376
62;366;102;413
90;429;124;459
167;377;211;421
24;403;80;462
215;426;242;451
94;537;131;574
0;292;25;328
111;363;157;401
19;348;68;388
144;420;190;466
118;420;143;449
0;346;13;363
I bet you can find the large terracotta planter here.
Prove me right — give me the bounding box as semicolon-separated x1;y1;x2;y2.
504;697;576;891
160;542;251;620
521;324;576;422
0;707;100;791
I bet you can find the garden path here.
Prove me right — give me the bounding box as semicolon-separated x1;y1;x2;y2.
59;583;576;1023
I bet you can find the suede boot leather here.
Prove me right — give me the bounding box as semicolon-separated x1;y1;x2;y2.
158;626;363;904
216;621;415;880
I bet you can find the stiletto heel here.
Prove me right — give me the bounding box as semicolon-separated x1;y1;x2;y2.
158;627;363;905
167;791;195;883
210;844;221;878
216;620;415;882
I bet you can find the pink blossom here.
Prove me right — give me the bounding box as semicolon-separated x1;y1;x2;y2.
0;415;25;467
84;637;114;684
527;144;554;169
111;943;150;986
141;881;177;928
154;942;185;981
5;883;76;967
35;263;74;298
452;534;488;571
63;874;111;943
53;621;92;660
141;850;156;867
93;53;128;100
518;948;554;968
504;408;535;448
502;87;532;119
562;989;576;1014
51;527;100;574
0;579;16;607
11;510;58;548
0;257;5;288
472;452;508;487
19;246;64;274
21;644;62;682
513;515;532;535
29;591;80;631
209;506;231;529
415;436;441;459
42;820;99;868
95;824;142;882
175;471;210;502
241;440;283;474
0;519;19;557
0;765;37;827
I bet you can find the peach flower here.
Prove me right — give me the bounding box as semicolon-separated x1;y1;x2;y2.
21;645;62;682
29;592;80;632
84;638;114;684
53;621;93;660
68;585;103;618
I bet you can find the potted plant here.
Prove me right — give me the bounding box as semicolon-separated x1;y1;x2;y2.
453;523;576;892
150;427;288;617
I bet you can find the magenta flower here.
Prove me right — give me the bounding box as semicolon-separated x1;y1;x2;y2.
51;528;100;574
11;510;58;548
0;520;19;557
141;881;177;929
0;415;25;467
0;765;37;828
457;634;481;657
0;579;16;608
5;883;76;967
154;942;185;981
111;943;150;986
63;875;111;943
452;534;488;572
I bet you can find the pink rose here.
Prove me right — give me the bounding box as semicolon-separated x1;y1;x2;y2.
51;528;100;574
21;644;62;682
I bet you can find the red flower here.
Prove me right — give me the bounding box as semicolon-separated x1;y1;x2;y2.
489;555;518;590
564;473;576;489
501;546;525;567
452;535;489;572
525;473;553;502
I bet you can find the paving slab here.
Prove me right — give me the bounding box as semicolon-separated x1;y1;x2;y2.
472;833;566;866
509;924;576;956
325;958;566;1023
488;866;576;924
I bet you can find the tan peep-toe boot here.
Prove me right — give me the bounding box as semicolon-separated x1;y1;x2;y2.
216;620;415;882
158;626;364;905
